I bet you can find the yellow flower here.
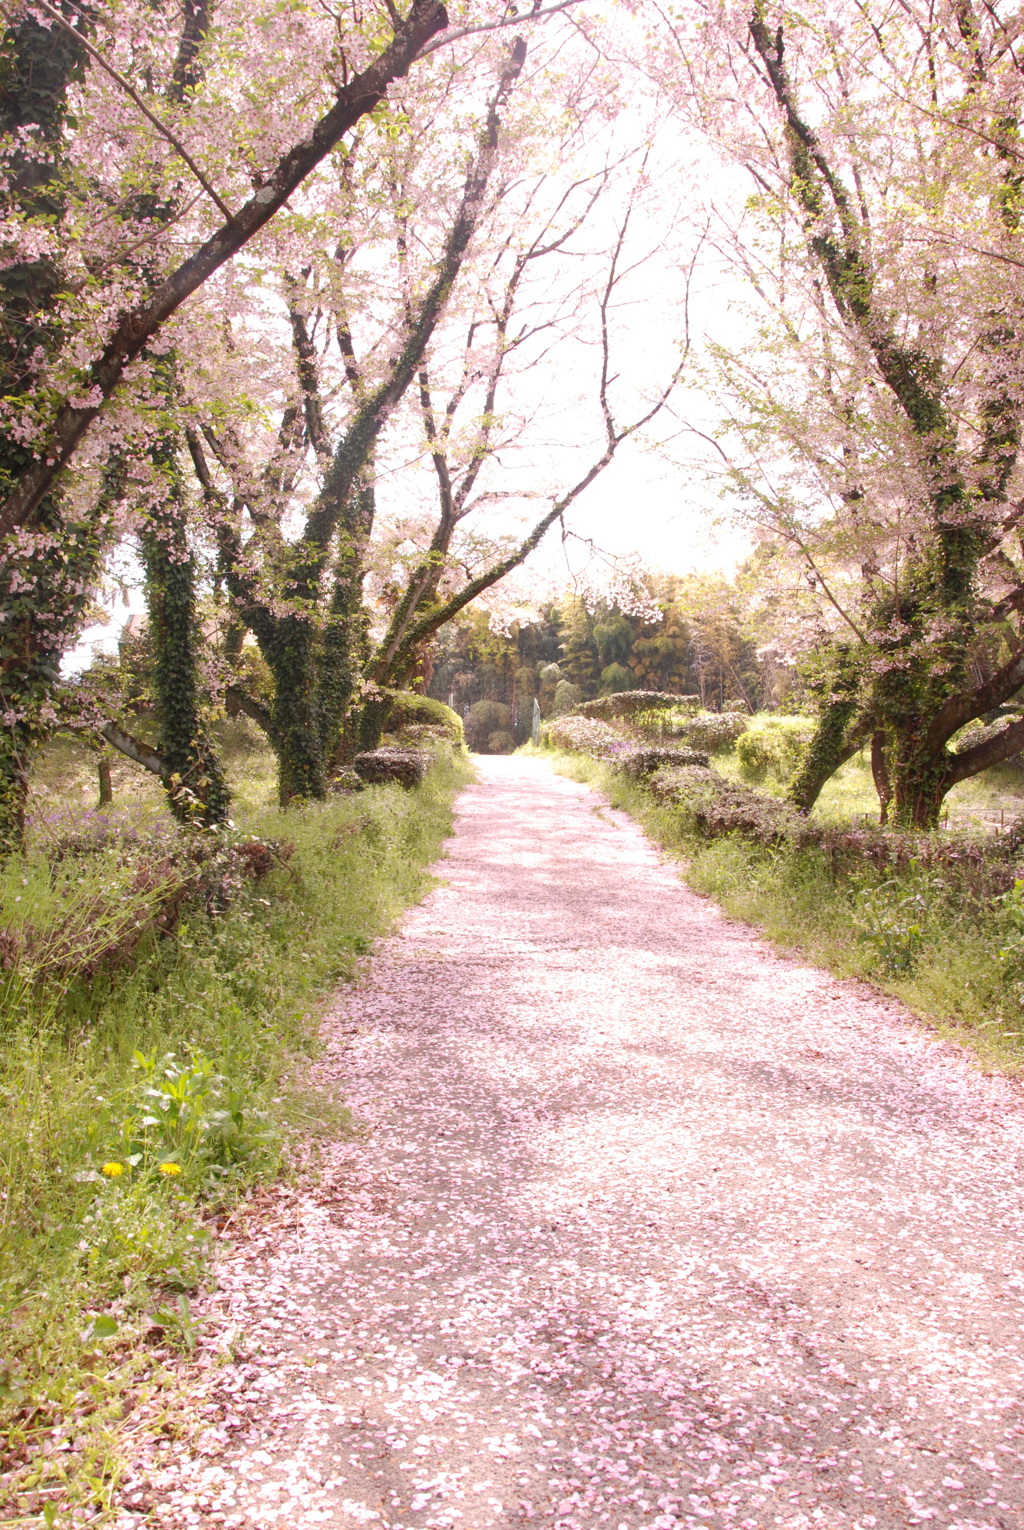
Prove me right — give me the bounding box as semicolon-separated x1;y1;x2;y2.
101;1162;125;1178
157;1162;182;1177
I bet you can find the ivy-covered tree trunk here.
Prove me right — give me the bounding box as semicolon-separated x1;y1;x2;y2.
870;731;891;825
142;434;230;827
787;649;866;813
0;5;93;850
317;479;375;772
261;613;327;805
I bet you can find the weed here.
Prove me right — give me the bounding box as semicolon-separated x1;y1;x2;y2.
150;1294;201;1354
854;880;928;974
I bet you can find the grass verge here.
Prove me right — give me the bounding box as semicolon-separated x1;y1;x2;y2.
541;746;1024;1081
0;743;472;1525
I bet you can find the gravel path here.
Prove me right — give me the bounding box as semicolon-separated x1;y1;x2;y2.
140;755;1024;1530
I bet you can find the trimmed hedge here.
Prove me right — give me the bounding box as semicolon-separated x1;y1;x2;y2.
574;691;701;720
648;764;1023;893
353;749;429;788
735;719;814;783
389;692;464;746
613;745;709;779
677;710;749;752
548;715;623;756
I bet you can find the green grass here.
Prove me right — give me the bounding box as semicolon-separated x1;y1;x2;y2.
1;737;472;1525
544;747;1024;1082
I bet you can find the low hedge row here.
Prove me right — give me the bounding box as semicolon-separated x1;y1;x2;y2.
649;764;1023;893
574;690;701;720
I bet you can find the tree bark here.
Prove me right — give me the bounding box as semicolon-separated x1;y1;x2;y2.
870;731;891;825
97;755;113;808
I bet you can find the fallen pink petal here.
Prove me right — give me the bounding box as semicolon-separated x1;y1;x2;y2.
115;757;1024;1529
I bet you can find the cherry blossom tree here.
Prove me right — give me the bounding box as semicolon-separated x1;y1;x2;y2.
655;0;1024;826
173;25;688;801
0;0;584;844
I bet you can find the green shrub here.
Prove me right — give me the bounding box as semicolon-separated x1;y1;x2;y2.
735;717;814;783
388;691;464;746
548;714;623;756
465;699;512;750
551;679;583;717
487;729;516;754
575;690;699;721
599;662;633;695
612;745;709;779
649;763;806;841
677;710;749;753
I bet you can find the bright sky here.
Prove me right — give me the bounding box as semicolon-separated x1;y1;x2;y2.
68;31;759;672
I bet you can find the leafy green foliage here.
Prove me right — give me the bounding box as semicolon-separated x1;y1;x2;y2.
465;699;513;750
575;691;698;721
677;711;750;753
387;691;464;745
736;718;814;784
854;878;934;974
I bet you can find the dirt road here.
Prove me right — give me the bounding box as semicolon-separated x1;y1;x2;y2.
137;755;1024;1530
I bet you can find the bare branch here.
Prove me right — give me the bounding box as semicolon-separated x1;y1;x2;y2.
416;0;581;59
97;721;168;779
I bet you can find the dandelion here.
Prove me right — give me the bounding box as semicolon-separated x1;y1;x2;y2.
101;1162;125;1178
158;1162;182;1177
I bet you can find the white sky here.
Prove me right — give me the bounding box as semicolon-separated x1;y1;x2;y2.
68;40;759;672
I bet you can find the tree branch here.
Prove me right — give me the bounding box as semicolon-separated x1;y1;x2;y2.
19;0;233;217
97;721;168;778
948;714;1024;782
0;0;451;540
225;684;276;740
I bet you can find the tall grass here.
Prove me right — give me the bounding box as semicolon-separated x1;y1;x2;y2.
547;748;1024;1079
0;742;471;1523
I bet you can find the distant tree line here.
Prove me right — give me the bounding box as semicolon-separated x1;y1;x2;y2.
427;576;793;752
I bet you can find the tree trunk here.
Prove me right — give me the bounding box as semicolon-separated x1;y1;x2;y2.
0;10;94;853
887;738;952;829
265;616;327;805
97;754;113;808
316;481;375;771
870;731;891;825
142;437;230;827
354;694;395;755
787;650;866;812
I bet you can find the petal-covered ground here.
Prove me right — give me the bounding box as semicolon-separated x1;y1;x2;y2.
132;755;1024;1530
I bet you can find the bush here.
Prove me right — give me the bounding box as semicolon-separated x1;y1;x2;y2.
0;813;287;986
487;730;515;754
388;691;464;746
575;690;700;721
611;745;710;779
599;662;633;695
551;679;583;717
649;763;806;843
678;710;749;753
353;749;429;787
465;699;512;751
735;718;814;783
548;715;624;757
